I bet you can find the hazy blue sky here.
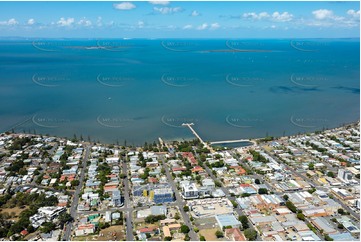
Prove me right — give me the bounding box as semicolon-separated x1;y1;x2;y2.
0;1;359;38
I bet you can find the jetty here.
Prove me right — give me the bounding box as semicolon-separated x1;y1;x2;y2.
210;139;255;145
4;116;32;133
182;123;215;153
182;123;255;152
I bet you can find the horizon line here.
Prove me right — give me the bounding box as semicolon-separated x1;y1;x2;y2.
0;36;359;40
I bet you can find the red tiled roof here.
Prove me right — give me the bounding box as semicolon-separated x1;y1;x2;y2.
225;228;246;241
148;177;158;183
138;226;158;233
182;152;197;164
58;202;67;207
78;224;95;230
104;185;118;191
191;166;204;173
240;184;251;187
172;167;186;172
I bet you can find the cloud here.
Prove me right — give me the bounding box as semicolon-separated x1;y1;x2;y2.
138;20;144;28
153;7;183;14
190;10;200;17
312;9;334;20
78;18;92;27
272;12;293;22
149;1;169;5
183;24;193;29
243;12;270;20
96;16;102;27
210;22;220;30
57;17;75;27
0;18;18;26
243;12;258;19
308;9;359;27
347;9;360;19
243;11;292;22
27;18;35;25
113;2;136;10
194;22;220;30
197;23;208;30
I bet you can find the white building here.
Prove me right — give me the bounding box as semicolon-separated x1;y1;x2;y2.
338;169;353;184
181;182;199;199
202;178;215;190
38;206;66;220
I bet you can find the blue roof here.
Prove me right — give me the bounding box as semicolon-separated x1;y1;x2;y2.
243;187;257;194
150;205;167;215
329;232;357;241
215;214;241;228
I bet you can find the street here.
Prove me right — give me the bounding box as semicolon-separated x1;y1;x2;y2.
159;154;198;241
62;144;90;241
122;160;134;241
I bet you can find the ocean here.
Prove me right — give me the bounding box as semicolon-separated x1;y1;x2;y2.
0;38;359;145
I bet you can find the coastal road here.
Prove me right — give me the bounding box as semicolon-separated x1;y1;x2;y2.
122;160;134;241
159;154;198;241
62;144;90;241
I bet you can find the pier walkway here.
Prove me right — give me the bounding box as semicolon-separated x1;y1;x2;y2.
182;123;255;152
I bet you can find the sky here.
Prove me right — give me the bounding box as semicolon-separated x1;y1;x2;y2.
0;1;359;38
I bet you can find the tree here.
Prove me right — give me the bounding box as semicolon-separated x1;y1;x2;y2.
40;222;56;233
180;225;190;234
327;171;335;178
231;200;238;208
308;163;314;170
174;213;180;220
324;234;334;241
183;206;190;212
71;180;80;187
184;234;190;241
145;215;166;224
337;208;345;215
164;236;172;241
146;233;151;239
215;230;224;238
337;223;344;229
286;201;297;213
238;215;249;230
200;235;206;241
258;188;268;194
308;188;316;194
58;213;73;227
283;195;289;201
244;228;258;241
297;212;305;221
255;178;260;184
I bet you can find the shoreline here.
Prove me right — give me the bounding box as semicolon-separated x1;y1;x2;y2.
2;120;359;148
